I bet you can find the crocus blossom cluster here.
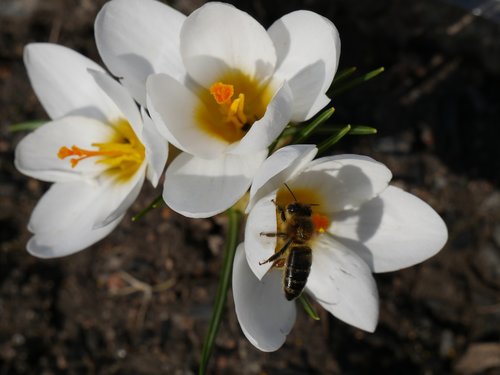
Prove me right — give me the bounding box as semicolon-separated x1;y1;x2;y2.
14;0;448;354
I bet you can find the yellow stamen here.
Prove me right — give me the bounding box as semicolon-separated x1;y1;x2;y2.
197;71;273;143
209;82;248;130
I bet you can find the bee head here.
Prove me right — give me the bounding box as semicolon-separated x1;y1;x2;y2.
286;202;312;216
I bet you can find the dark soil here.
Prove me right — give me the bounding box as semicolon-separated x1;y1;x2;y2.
1;0;500;374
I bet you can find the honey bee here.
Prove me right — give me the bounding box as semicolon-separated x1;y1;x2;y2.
259;184;316;301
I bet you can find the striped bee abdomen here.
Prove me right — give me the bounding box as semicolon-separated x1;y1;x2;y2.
284;245;312;301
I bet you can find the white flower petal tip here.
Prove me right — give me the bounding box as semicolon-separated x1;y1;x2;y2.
140;107;168;187
25;182;126;258
95;0;186;105
268;10;340;121
333;185;448;273
307;236;379;332
24;43;121;122
163;151;267;218
180;2;277;87
247;144;318;212
233;244;296;351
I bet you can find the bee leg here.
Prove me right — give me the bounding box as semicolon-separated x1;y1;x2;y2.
259;232;287;238
259;238;292;265
271;199;286;222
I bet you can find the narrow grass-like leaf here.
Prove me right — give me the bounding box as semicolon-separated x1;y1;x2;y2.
332;66;357;85
131;194;164;222
318;124;351;154
293;107;335;144
346;125;378;135
8;120;45;132
298;294;320;321
331;67;385;95
199;208;241;375
317;125;377;135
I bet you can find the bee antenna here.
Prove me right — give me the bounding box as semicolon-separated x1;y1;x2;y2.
283;183;297;201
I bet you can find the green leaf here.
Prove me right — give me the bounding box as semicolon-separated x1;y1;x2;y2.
298;294;320;321
8;120;45;132
331;67;384;95
199;208;242;375
293;107;335;144
332;66;357;85
131;194;164;222
317;124;351;154
317;125;377;135
347;125;378;135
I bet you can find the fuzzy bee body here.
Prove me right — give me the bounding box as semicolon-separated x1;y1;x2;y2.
259;188;316;301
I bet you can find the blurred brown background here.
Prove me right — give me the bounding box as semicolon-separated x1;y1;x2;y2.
1;0;500;374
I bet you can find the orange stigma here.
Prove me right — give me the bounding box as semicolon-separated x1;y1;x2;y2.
56;119;145;182
312;213;329;233
210;82;234;104
57;145;125;168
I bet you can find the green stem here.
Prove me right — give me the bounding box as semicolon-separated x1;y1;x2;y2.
131;194;164;222
198;208;241;375
8;120;45;132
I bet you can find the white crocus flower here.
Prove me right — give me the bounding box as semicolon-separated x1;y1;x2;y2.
95;0;340;217
233;145;448;351
15;43;167;258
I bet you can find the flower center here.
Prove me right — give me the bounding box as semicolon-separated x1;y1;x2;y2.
275;186;330;234
57;119;145;182
196;71;273;143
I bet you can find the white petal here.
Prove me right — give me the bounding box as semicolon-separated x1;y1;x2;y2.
247;144;318;212
94;163;147;228
306;235;379;332
180;2;276;88
287;64;331;122
228;82;293;155
291;154;392;213
268;11;340;121
233;243;296;352
24;43;121;122
163;151;267;218
26;182;124;258
331;186;448;273
141;107;168;187
89;69;142;138
14;117;115;182
95;0;186;105
245;192;278;280
28;215;123;258
147;73;228;158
